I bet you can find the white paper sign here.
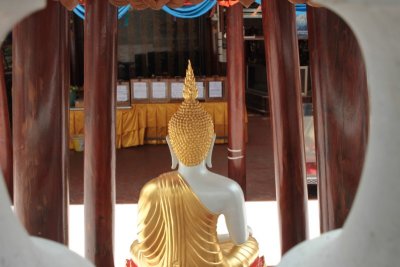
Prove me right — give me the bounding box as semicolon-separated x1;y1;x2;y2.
196;82;205;99
152;82;167;99
117;85;129;102
133;82;148;99
208;81;223;98
171;82;184;99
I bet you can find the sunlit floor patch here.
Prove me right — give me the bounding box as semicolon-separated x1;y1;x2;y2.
69;201;320;267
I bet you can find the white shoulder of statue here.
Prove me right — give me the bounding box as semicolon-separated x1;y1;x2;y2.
205;172;246;206
225;176;245;199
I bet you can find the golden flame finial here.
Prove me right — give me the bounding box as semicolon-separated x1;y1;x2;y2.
183;60;198;101
168;60;214;166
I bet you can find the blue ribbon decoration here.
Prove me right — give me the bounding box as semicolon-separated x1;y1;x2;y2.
73;4;131;20
118;5;131;19
255;0;306;15
73;4;85;19
73;1;306;20
161;0;217;18
295;4;307;13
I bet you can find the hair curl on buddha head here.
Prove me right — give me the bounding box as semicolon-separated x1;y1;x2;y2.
168;60;214;166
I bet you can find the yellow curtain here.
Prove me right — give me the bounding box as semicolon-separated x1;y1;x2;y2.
69;102;229;149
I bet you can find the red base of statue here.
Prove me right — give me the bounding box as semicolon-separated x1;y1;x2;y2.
126;256;266;267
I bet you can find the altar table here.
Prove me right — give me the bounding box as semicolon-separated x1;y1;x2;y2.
69;102;228;149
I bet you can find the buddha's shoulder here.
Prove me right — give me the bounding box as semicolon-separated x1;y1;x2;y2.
208;172;242;189
140;171;180;195
208;172;244;198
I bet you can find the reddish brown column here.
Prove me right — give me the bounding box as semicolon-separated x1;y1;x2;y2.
12;1;69;244
84;0;117;266
307;7;369;232
0;52;12;198
226;4;247;195
262;0;308;253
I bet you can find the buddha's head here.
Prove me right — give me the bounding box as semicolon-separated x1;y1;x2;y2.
167;60;215;167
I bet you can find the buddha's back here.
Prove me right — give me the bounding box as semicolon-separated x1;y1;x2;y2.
130;171;259;267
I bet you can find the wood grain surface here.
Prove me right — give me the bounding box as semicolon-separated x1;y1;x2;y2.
0;51;12;199
83;0;117;265
12;0;69;244
308;7;369;232
227;4;247;195
262;0;308;254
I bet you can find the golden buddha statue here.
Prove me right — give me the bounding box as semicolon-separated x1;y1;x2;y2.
130;61;262;267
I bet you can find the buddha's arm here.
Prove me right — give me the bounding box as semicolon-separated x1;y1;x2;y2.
223;182;249;245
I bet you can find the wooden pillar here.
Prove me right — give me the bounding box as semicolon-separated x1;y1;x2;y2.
261;0;308;253
84;0;117;266
12;1;69;244
0;51;12;198
307;7;369;232
226;4;247;195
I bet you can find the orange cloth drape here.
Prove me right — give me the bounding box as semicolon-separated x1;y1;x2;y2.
69;102;229;149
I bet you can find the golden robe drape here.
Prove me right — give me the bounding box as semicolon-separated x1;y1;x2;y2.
131;171;259;267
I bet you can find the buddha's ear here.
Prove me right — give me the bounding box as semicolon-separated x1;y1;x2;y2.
206;134;217;168
166;136;178;169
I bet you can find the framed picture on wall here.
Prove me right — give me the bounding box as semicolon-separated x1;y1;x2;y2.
206;77;226;101
300;66;309;96
150;80;169;102
131;79;150;103
196;79;206;100
170;79;185;100
116;81;131;107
